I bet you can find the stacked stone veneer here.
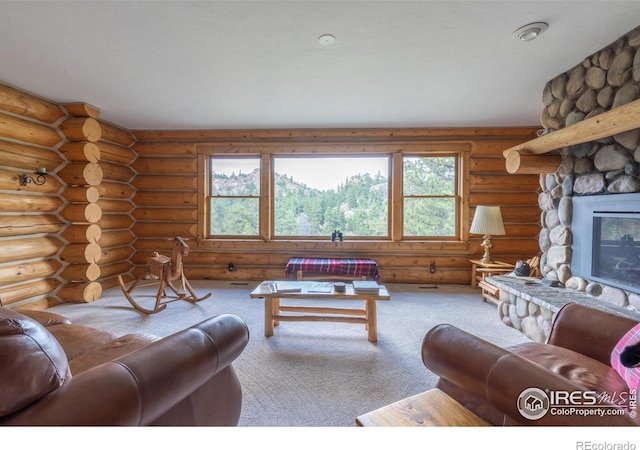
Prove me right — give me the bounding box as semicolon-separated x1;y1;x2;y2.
498;25;640;340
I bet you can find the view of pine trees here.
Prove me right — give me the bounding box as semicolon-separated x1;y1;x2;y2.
209;156;457;237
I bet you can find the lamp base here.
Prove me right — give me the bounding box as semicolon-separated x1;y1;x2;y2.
479;234;494;264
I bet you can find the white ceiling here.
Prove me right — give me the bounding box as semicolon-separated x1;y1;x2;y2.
0;1;639;131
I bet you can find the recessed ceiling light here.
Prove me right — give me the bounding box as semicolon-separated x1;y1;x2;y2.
512;22;548;41
318;34;336;46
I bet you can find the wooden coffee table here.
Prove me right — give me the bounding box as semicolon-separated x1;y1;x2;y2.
249;281;390;342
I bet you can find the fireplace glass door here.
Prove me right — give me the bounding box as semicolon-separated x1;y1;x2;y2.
592;214;640;291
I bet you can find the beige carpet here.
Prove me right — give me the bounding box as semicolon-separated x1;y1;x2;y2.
48;280;531;427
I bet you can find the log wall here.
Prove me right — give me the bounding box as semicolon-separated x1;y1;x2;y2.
0;83;137;309
0;83;66;309
0;79;541;310
131;128;541;285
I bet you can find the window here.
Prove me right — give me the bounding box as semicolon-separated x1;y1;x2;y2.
273;156;389;238
402;156;457;238
201;143;466;243
208;157;260;236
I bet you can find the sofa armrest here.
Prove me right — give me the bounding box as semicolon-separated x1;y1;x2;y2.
1;313;249;426
15;309;71;327
487;353;638;426
548;303;638;365
421;323;510;400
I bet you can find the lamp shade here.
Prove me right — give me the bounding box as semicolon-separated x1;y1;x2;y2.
470;206;505;235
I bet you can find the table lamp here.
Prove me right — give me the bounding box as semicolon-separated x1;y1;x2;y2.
470;206;505;263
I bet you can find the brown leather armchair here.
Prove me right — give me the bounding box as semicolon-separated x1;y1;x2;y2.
0;306;249;426
422;302;640;426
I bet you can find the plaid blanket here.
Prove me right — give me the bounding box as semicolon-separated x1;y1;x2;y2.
284;257;380;281
611;322;640;392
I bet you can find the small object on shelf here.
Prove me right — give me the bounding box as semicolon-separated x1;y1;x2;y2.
334;282;346;293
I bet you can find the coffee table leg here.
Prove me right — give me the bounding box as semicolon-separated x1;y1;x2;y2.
264;298;274;337
366;299;377;342
274;298;280;327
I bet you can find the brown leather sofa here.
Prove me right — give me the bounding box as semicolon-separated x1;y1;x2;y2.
0;306;249;426
422;302;640;426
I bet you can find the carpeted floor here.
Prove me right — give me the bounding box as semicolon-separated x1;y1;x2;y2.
48;280;532;427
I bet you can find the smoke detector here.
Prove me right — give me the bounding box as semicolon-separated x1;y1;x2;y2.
512;22;548;41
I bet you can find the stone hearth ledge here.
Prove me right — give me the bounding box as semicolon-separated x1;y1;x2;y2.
487;276;640;343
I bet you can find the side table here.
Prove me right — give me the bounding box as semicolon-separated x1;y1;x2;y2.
468;259;513;289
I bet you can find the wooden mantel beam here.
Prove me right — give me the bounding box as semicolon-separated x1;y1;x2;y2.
503;97;640;157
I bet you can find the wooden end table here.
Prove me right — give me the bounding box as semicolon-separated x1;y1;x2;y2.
250;281;390;342
468;259;514;288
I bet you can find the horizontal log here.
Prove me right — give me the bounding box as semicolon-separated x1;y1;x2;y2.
100;160;136;183
98;229;135;248
59;117;102;142
0;111;63;147
0;260;61;285
132;157;197;174
95;180;135;199
96;199;134;213
57;162;103;186
131;207;196;222
0;168;60;193
57;281;102;303
97;214;134;230
468;238;540;257
60;263;100;282
0;139;63;170
60;224;102;244
59;142;100;163
0;215;63;237
58;203;103;223
0;237;63;263
98;277;123;290
132;127;539;142
0;279;60;305
133;141;196;155
471;139;532;156
470;174;540;192
505;151;563;174
98;120;136;147
133;191;197;207
98;261;132;279
99;246;134;265
469;192;539;206
131;174;197;191
59;242;102;264
502;98;640;156
0;82;66;123
131;222;197;238
0;193;63;213
62;186;100;203
62;102;100;119
470;157;510;173
97;141;137;164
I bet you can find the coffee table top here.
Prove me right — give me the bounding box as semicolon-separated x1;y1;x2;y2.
250;280;390;300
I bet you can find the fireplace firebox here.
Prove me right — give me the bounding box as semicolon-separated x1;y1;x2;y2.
571;193;640;295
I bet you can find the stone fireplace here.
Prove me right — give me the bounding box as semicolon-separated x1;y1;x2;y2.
537;25;640;311
493;25;640;342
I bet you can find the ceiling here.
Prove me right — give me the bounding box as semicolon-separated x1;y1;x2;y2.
0;1;639;131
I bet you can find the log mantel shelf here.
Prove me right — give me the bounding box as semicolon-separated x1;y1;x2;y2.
503;98;640;174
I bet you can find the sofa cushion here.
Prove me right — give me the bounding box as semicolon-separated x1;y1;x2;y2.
44;323;119;361
611;323;640;392
0;308;71;417
69;333;157;374
509;341;629;396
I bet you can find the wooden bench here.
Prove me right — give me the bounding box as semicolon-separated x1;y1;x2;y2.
284;257;381;281
355;388;490;427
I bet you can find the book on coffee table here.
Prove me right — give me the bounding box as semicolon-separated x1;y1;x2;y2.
352;280;380;292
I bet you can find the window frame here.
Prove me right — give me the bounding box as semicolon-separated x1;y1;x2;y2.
197;142;470;245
